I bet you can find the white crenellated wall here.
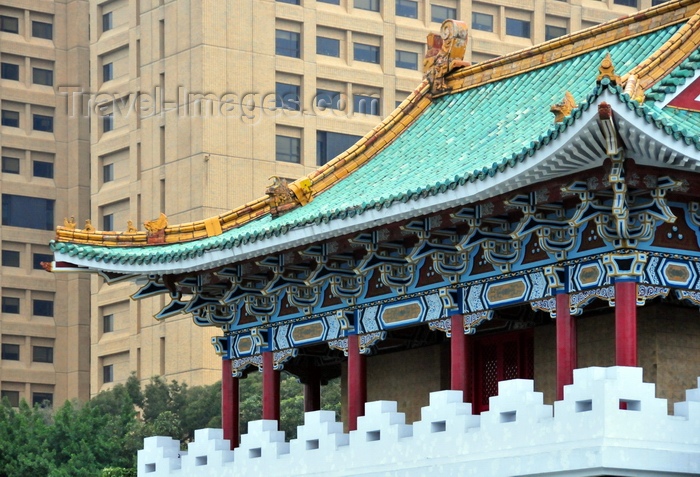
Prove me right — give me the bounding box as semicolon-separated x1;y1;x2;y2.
137;367;700;476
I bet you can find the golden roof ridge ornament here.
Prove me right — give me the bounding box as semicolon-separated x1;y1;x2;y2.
424;19;470;93
623;74;645;103
597;53;621;85
144;213;168;244
84;220;95;233
63;216;77;230
551;91;577;123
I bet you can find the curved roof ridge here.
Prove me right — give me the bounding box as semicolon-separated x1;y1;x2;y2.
54;81;433;247
441;0;698;96
624;4;700;90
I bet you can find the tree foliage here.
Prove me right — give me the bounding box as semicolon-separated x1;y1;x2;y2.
0;371;340;475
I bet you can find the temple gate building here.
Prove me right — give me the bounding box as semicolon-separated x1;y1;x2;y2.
50;0;700;474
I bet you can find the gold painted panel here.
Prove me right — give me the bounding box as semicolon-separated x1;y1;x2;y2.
486;280;527;304
292;322;324;342
381;302;423;324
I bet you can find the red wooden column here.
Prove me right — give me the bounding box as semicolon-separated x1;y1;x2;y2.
347;334;366;431
262;351;280;421
555;292;576;400
304;372;321;413
615;280;637;367
221;358;239;449
450;314;471;400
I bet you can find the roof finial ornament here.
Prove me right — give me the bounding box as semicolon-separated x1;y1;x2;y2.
84;220;95;233
551;91;577;123
597;53;621;85
63;216;77;230
144;213;168;233
144;213;168;244
126;220;138;233
266;176;297;218
424;19;470;93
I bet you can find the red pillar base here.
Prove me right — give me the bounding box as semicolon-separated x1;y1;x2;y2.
615;280;638;367
221;358;239;449
347;334;366;431
555;292;576;401
262;351;280;422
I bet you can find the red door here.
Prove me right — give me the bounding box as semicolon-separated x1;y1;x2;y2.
473;329;534;413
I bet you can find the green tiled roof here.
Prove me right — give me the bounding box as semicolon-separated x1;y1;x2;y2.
53;24;697;266
645;49;700;102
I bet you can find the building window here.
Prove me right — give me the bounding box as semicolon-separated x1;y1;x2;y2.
103;113;114;132
33;253;52;270
2;250;20;267
103;213;114;231
355;0;380;12
472;12;493;32
0;16;19;34
506;18;531;38
103;364;114;384
275;82;300;111
32;68;53;86
353;94;380;115
396;0;418;19
318;0;340;3
1;63;19;80
354;43;380;64
33;299;54;317
32;346;53;363
2;194;55;230
317;37;340;57
1;110;19;128
2;156;19;174
32;21;53;40
396;50;418;70
652;0;669;4
1;390;19;407
276;135;301;163
317;131;362;166
103;314;114;333
103;63;113;82
316;89;344;110
545;25;567;41
33;114;53;132
276;30;301;58
614;0;637;5
277;0;301;4
2;297;20;314
102;11;113;32
32;392;53;407
33;161;54;179
1;344;19;360
432;5;456;23
103;163;114;183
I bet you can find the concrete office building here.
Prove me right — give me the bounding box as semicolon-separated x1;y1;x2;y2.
0;0;90;406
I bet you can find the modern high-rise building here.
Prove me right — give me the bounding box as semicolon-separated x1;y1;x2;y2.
0;0;91;406
1;0;663;402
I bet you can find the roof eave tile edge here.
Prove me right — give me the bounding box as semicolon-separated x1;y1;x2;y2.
437;0;698;98
51;99;612;275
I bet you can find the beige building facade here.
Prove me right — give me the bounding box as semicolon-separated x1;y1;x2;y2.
0;0;91;406
0;0;667;403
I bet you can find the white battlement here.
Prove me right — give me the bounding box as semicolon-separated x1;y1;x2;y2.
138;366;700;476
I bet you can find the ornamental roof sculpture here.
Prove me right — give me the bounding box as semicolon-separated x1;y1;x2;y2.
51;0;700;280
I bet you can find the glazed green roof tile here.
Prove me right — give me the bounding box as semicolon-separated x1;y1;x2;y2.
646;49;700;103
53;24;700;266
